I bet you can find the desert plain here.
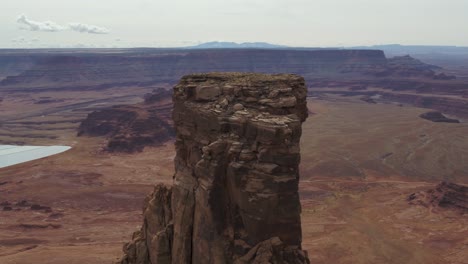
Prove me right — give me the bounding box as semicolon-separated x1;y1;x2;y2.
0;48;467;263
0;95;466;264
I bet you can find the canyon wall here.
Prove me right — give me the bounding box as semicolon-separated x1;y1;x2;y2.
1;49;391;90
0;54;35;80
119;73;310;264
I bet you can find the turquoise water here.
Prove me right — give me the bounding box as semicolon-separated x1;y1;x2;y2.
0;145;71;169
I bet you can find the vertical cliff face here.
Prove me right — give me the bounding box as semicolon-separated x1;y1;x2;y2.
120;72;310;264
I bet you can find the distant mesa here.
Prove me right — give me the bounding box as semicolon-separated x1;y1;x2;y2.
369;55;450;78
350;44;468;57
186;41;288;49
0;49;449;92
389;55;441;71
1;48;466;120
419;111;460;123
408;182;468;214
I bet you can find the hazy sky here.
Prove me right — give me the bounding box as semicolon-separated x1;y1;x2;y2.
1;0;467;48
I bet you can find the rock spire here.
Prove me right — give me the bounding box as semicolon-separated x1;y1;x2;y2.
120;72;310;264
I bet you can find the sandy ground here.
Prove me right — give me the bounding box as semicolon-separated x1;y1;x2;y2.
0;139;174;264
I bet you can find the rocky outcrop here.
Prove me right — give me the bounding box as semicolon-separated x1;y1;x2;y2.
419;111;460;123
385;55;455;80
120;73;310;263
377;55;443;78
337;54;442;78
408;182;468;214
78;88;174;152
121;185;173;264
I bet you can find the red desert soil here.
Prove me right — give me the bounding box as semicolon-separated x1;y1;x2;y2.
0;138;175;264
1;98;467;264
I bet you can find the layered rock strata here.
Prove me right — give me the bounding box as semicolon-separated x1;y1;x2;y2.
0;50;387;89
120;72;310;263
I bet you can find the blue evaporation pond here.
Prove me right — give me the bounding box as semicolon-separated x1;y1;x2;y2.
0;145;71;169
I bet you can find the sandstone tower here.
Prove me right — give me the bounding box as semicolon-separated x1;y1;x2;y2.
120;73;310;264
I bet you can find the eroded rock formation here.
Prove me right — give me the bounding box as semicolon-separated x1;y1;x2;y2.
419;111;460;123
78;88;174;153
120;73;310;263
408;182;468;214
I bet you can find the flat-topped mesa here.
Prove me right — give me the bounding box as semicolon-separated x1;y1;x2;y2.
120;72;310;264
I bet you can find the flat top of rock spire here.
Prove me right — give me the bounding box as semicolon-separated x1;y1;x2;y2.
180;72;305;82
174;72;309;122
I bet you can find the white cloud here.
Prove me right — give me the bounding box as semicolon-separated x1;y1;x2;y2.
17;14;65;32
69;23;109;34
16;14;110;35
